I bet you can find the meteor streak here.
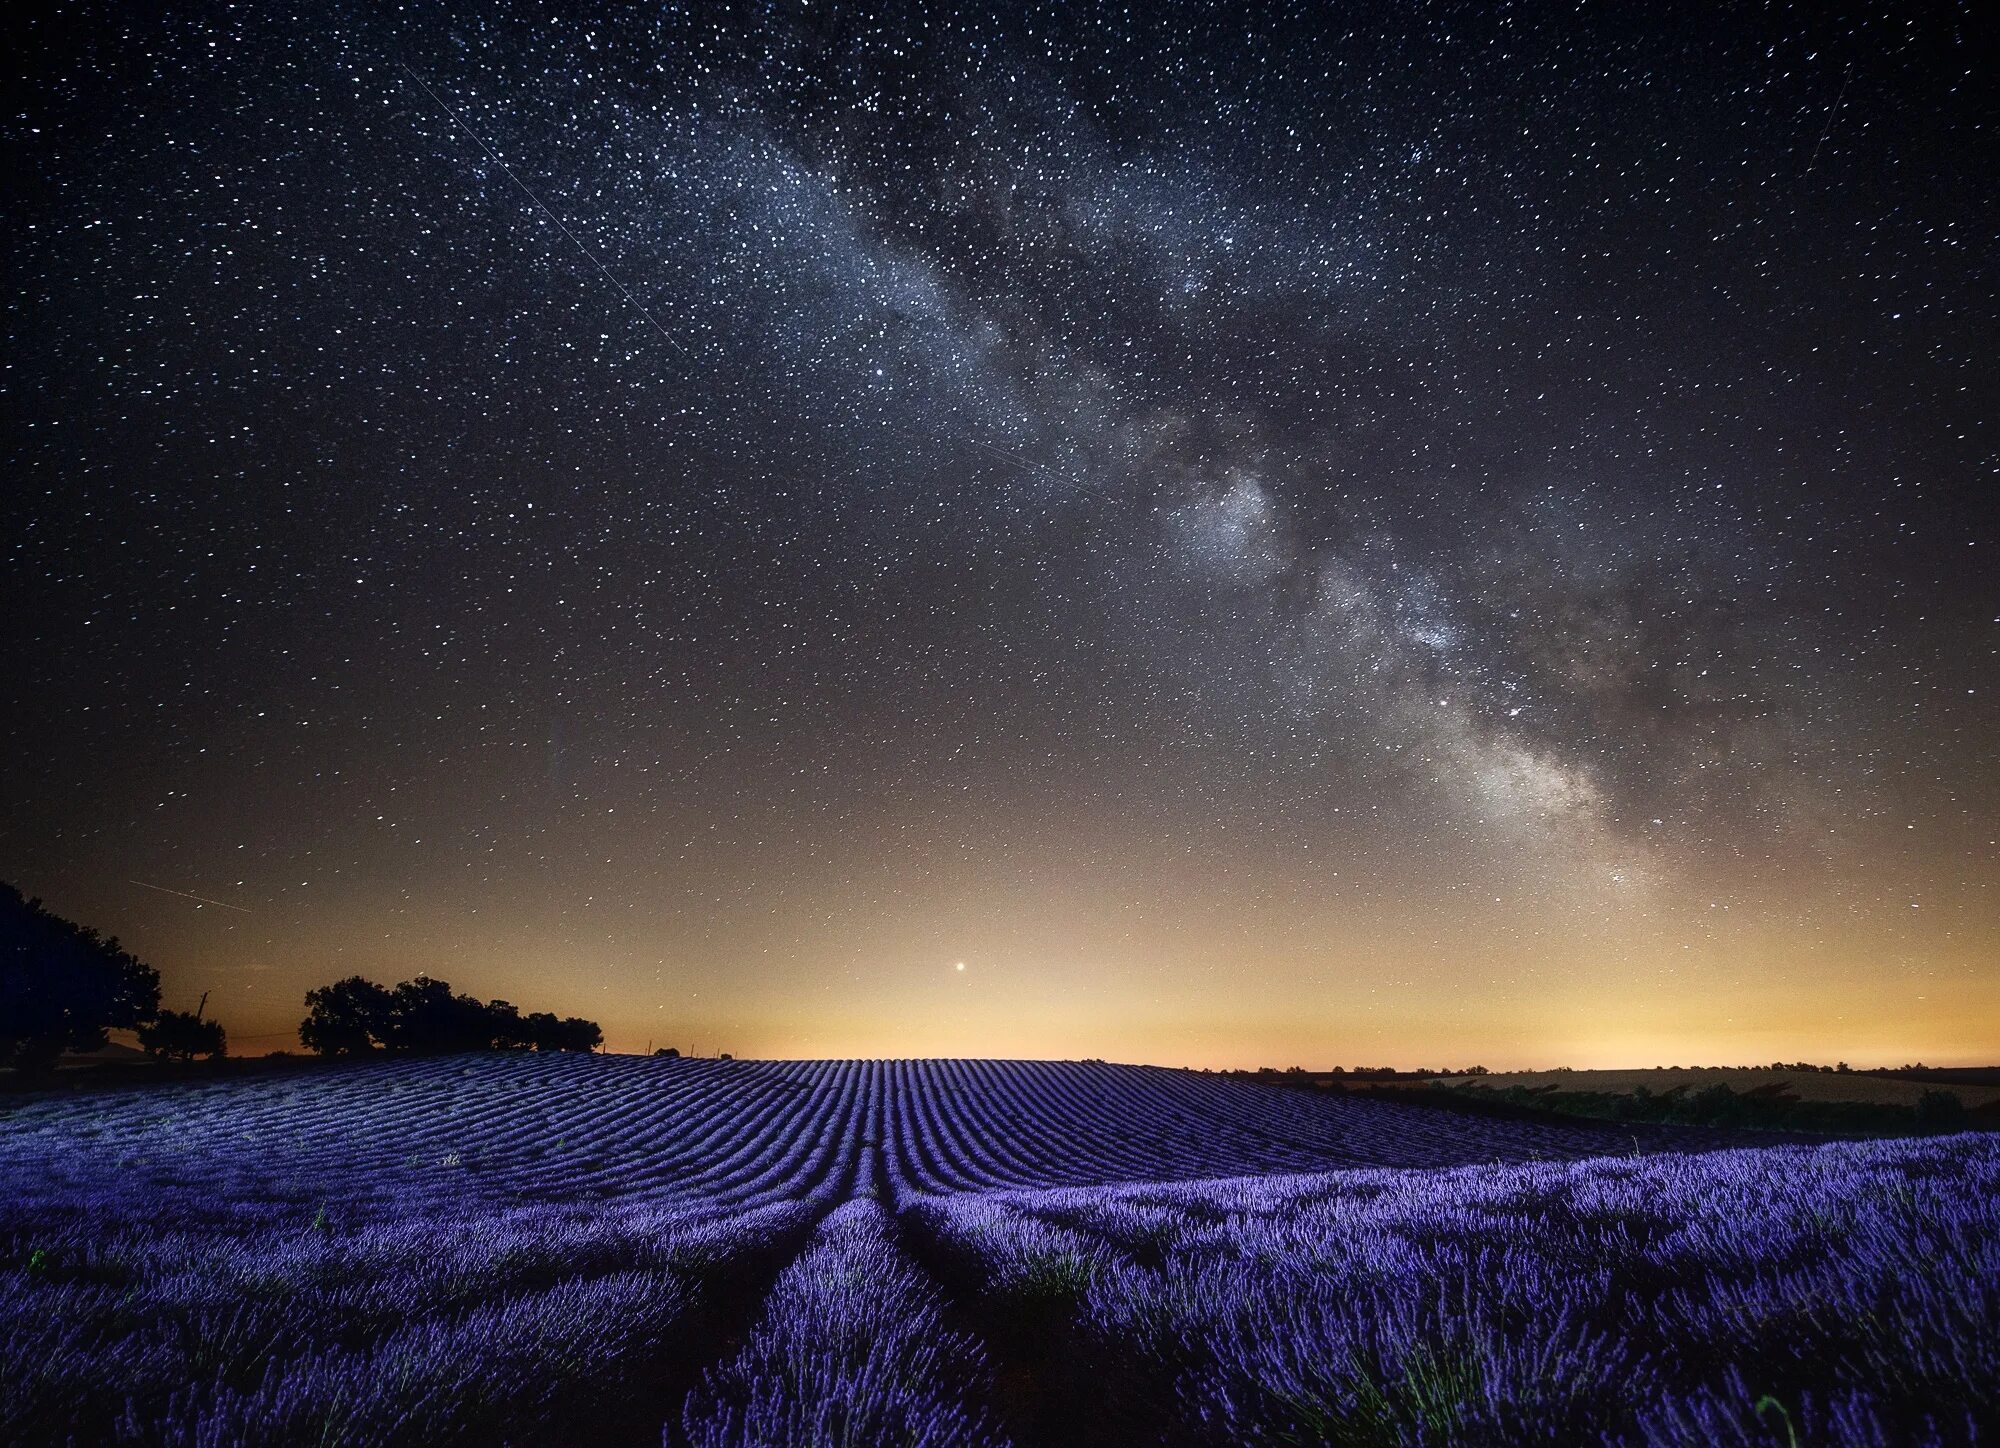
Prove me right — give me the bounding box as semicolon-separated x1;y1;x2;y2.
129;880;253;913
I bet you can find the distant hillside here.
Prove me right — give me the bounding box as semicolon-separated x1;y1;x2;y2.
56;1040;151;1068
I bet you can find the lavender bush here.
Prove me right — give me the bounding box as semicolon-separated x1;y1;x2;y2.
921;1133;2000;1445
682;1196;1005;1447
0;1196;817;1444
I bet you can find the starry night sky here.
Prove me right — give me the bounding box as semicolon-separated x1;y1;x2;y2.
5;1;1994;1066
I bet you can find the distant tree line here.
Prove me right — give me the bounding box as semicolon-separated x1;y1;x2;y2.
1255;1065;1492;1080
1606;1061;1857;1074
2;883;223;1070
4;882;604;1072
299;975;602;1056
1257;1061;1969;1080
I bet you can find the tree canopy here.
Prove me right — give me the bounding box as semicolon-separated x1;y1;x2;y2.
138;1008;226;1062
299;974;601;1056
298;976;392;1056
1;883;161;1071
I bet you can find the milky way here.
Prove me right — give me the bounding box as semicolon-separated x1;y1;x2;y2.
4;2;1993;1064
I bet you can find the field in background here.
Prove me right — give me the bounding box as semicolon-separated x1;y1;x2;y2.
2;1055;1993;1444
1439;1067;2000;1110
0;1055;1682;1221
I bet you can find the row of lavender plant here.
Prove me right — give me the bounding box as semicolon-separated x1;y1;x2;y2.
875;1057;1657;1195
912;1132;2000;1445
0;1054;869;1219
0;1190;829;1444
679;1195;1006;1447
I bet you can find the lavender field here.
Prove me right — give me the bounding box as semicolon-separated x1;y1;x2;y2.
3;1055;1994;1445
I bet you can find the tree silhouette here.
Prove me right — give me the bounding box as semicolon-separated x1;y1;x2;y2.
298;973;601;1056
380;976;500;1055
488;1002;595;1052
544;1015;602;1052
138;1008;226;1061
299;976;393;1056
1;883;161;1072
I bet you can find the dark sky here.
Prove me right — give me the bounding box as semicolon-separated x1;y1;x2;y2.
5;1;1994;1065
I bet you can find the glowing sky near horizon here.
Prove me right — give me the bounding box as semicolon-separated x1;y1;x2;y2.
3;2;1994;1067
